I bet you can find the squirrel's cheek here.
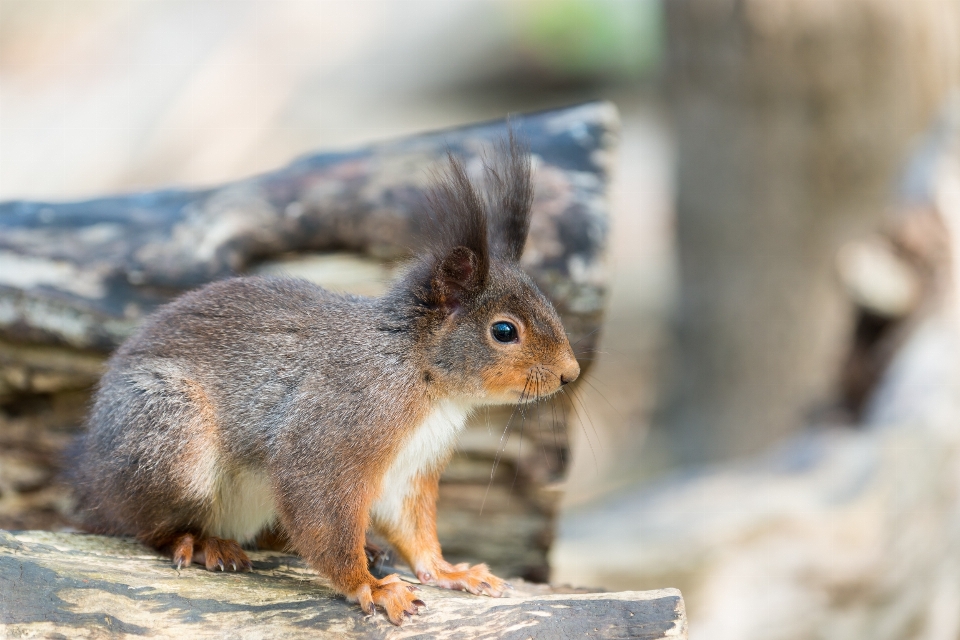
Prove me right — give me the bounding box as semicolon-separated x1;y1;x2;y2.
479;365;531;401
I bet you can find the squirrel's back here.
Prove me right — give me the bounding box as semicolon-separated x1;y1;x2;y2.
72;275;424;540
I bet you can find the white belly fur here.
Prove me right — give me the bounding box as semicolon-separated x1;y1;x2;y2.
207;466;277;543
370;399;474;531
199;400;472;542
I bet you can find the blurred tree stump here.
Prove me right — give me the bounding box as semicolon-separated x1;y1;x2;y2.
658;0;960;465
0;531;688;639
555;90;960;640
0;103;618;582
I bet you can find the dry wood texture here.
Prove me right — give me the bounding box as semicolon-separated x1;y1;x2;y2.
0;531;687;639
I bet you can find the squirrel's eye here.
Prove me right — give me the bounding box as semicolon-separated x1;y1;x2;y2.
491;321;518;343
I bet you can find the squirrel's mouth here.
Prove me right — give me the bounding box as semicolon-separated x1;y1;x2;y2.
515;368;567;403
480;382;562;405
480;364;572;404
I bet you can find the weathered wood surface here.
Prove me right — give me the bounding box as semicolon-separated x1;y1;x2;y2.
0;531;687;640
0;102;614;356
0;103;617;581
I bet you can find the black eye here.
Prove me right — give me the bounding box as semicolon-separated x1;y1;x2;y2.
491;321;518;343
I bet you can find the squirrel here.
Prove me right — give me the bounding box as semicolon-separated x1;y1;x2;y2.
68;135;580;625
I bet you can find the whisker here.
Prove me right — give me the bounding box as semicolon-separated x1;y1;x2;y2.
534;369;550;469
534;367;566;468
550;390;564;469
573;350;618;360
577;375;625;422
511;383;528;492
559;387;599;475
570;326;602;348
538;364;599;444
480;374;531;515
569;385;603;452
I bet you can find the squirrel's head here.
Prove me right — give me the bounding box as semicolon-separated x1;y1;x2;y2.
403;134;580;404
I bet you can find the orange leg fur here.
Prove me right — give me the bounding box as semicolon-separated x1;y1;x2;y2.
276;486;424;626
374;472;510;598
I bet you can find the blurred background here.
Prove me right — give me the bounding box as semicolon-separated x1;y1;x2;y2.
3;1;960;638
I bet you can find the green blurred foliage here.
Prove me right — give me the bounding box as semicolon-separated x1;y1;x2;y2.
509;0;662;83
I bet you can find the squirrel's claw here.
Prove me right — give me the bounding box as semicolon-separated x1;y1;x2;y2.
193;536;252;573
350;576;425;626
170;533;194;571
420;561;509;598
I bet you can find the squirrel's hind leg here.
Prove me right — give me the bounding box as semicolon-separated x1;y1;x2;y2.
158;532;252;572
195;537;253;572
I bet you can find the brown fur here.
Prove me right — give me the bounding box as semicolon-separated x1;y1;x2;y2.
68;137;578;625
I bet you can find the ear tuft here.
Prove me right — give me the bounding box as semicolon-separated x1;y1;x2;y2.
485;129;534;262
423;153;490;312
417;129;533;313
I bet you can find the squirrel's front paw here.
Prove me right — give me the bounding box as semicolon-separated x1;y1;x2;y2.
417;561;510;597
349;574;425;626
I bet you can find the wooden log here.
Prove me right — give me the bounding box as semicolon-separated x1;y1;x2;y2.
0;102;615;353
0;103;618;581
0;531;687;640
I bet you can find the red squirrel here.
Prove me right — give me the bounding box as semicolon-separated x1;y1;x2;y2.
69;136;580;625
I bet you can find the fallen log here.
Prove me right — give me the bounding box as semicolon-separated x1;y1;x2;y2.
0;103;614;354
0;531;687;639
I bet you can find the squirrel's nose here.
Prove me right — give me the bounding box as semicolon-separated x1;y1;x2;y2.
559;360;580;386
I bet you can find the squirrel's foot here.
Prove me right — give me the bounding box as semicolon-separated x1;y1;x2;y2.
349;574;425;626
170;533;196;570
417;561;509;597
170;534;252;572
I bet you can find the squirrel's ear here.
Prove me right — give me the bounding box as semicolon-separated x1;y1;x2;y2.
423;152;490;312
430;245;485;312
486;130;533;262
